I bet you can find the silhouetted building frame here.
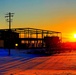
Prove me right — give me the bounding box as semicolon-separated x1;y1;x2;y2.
0;28;62;49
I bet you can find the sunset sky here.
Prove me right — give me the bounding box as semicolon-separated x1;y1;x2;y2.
0;0;76;42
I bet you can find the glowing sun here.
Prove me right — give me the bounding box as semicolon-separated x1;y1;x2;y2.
74;34;76;38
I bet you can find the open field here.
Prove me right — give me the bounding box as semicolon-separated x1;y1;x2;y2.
0;49;76;75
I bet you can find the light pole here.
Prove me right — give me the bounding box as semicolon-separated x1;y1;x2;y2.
5;12;14;56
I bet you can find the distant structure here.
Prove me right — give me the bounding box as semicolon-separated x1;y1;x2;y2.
0;28;62;49
0;30;19;48
44;36;61;54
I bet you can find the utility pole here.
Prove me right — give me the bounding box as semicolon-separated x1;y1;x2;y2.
5;12;14;29
5;12;14;56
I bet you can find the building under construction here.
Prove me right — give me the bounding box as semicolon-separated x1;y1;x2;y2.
0;28;62;50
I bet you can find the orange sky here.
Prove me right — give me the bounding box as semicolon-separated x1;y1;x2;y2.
0;0;76;42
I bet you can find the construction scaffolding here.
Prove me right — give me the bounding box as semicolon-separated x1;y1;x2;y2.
0;28;62;49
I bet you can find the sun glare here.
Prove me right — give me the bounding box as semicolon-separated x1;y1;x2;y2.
74;34;76;38
69;33;76;42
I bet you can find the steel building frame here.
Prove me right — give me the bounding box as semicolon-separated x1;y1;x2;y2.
0;28;62;48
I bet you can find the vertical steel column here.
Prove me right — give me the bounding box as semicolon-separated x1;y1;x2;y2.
42;30;44;48
36;30;38;48
28;28;30;48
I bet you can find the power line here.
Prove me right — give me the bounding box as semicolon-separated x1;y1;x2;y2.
5;12;14;56
5;12;14;29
